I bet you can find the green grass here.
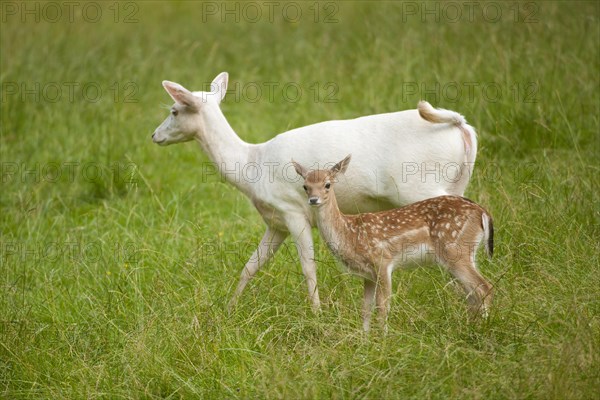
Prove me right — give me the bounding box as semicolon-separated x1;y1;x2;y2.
1;1;599;398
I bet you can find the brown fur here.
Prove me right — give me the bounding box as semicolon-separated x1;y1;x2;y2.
297;156;494;331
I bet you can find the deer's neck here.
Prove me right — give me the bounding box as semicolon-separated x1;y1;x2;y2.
195;103;254;194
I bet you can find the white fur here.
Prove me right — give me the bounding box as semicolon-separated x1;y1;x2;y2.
482;213;492;258
417;100;466;125
151;72;478;310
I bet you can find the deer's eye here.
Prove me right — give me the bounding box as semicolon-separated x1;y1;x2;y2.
325;183;331;189
303;185;308;191
171;109;178;116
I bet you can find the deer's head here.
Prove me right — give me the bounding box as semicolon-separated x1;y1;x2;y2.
152;72;228;146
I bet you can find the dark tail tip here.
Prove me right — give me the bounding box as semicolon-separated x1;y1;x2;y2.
488;217;494;258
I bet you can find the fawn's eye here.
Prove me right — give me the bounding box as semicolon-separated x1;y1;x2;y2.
325;183;331;189
303;185;308;191
171;109;178;116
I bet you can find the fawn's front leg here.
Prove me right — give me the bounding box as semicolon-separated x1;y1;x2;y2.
362;279;376;332
375;265;393;331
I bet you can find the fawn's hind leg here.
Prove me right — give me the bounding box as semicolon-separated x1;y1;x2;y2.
438;239;493;318
447;260;493;317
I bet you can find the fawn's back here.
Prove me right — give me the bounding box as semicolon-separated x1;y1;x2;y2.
327;196;492;276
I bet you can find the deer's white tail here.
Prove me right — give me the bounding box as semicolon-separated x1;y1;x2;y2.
482;213;494;258
418;101;477;195
418;100;466;125
417;101;477;157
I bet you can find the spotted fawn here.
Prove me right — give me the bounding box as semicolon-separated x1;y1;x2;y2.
293;155;494;331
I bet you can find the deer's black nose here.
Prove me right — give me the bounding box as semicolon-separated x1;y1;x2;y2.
151;132;155;139
309;197;319;205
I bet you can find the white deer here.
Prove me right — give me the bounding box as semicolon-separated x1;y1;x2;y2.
151;72;478;311
293;155;493;331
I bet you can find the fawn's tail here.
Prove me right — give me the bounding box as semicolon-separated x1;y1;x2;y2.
482;213;494;258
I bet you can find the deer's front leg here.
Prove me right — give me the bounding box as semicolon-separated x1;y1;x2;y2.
228;227;288;311
287;216;320;311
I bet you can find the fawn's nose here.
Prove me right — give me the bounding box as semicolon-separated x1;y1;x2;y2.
309;197;319;205
151;132;156;139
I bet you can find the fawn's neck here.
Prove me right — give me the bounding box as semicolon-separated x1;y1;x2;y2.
315;189;349;249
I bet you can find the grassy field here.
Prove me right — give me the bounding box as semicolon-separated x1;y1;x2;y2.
1;1;599;398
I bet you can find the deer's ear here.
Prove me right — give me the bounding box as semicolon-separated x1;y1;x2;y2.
210;72;229;104
331;154;351;176
162;81;198;109
292;160;308;178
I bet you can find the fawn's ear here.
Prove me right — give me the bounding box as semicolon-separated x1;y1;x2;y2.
292;160;308;178
210;72;229;104
162;81;198;109
331;154;351;176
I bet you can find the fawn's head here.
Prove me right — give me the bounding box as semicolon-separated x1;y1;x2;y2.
293;155;351;206
152;72;228;146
